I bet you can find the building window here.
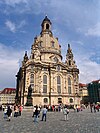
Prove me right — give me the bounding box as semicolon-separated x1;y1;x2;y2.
57;65;60;71
46;24;49;30
30;74;34;91
58;98;62;103
44;98;48;103
69;60;71;66
54;57;58;63
30;74;34;83
68;77;71;94
69;98;73;103
38;41;42;48
57;76;61;93
43;75;47;93
43;68;47;71
52;41;54;47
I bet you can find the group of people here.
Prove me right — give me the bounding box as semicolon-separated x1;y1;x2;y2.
32;105;47;122
2;104;23;121
32;104;69;122
2;103;100;123
90;103;100;113
3;105;12;121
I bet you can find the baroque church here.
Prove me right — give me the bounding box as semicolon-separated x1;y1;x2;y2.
16;16;80;106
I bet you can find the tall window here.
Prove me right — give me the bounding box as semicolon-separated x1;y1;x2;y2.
57;76;61;93
58;98;62;103
52;41;54;47
68;77;71;94
30;74;34;90
38;41;42;48
30;74;34;83
69;60;71;66
46;24;49;29
43;75;47;93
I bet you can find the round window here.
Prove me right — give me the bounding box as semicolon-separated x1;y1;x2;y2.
69;98;73;103
44;98;48;103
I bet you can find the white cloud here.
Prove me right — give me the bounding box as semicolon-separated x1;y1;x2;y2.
5;20;27;33
0;43;25;89
85;22;100;37
18;20;26;29
4;0;28;6
5;20;16;33
76;53;100;84
1;0;100;87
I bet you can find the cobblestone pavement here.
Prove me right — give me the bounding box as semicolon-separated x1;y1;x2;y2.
0;108;100;133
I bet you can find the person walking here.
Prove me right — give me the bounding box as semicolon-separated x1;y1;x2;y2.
6;106;12;121
33;106;39;123
90;104;93;113
19;105;23;116
41;105;47;121
63;105;69;121
14;105;19;117
3;106;7;119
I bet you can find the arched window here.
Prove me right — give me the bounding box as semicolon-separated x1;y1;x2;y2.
69;60;71;66
43;75;47;93
46;24;49;30
57;76;61;93
68;77;71;94
30;74;34;91
30;74;34;83
52;41;54;47
69;98;73;103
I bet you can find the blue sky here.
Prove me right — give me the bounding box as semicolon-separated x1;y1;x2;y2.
0;0;100;89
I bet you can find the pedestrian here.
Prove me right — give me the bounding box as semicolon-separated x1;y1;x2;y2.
90;104;93;113
3;106;7;119
14;105;19;117
32;106;36;117
63;105;69;121
19;105;23;116
41;105;47;121
93;104;96;113
6;106;12;121
33;106;39;123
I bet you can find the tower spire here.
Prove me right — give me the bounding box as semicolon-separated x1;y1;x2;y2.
65;44;76;67
23;51;28;63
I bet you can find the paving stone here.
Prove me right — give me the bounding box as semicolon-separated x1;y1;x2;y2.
0;108;100;133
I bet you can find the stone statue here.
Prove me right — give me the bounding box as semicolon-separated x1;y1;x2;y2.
28;85;32;98
25;85;33;106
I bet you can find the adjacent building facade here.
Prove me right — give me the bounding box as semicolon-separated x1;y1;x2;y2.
16;16;80;106
0;88;16;105
79;83;89;104
87;80;100;103
79;83;88;97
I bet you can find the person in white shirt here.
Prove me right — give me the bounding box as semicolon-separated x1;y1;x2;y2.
41;105;47;121
63;105;69;121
